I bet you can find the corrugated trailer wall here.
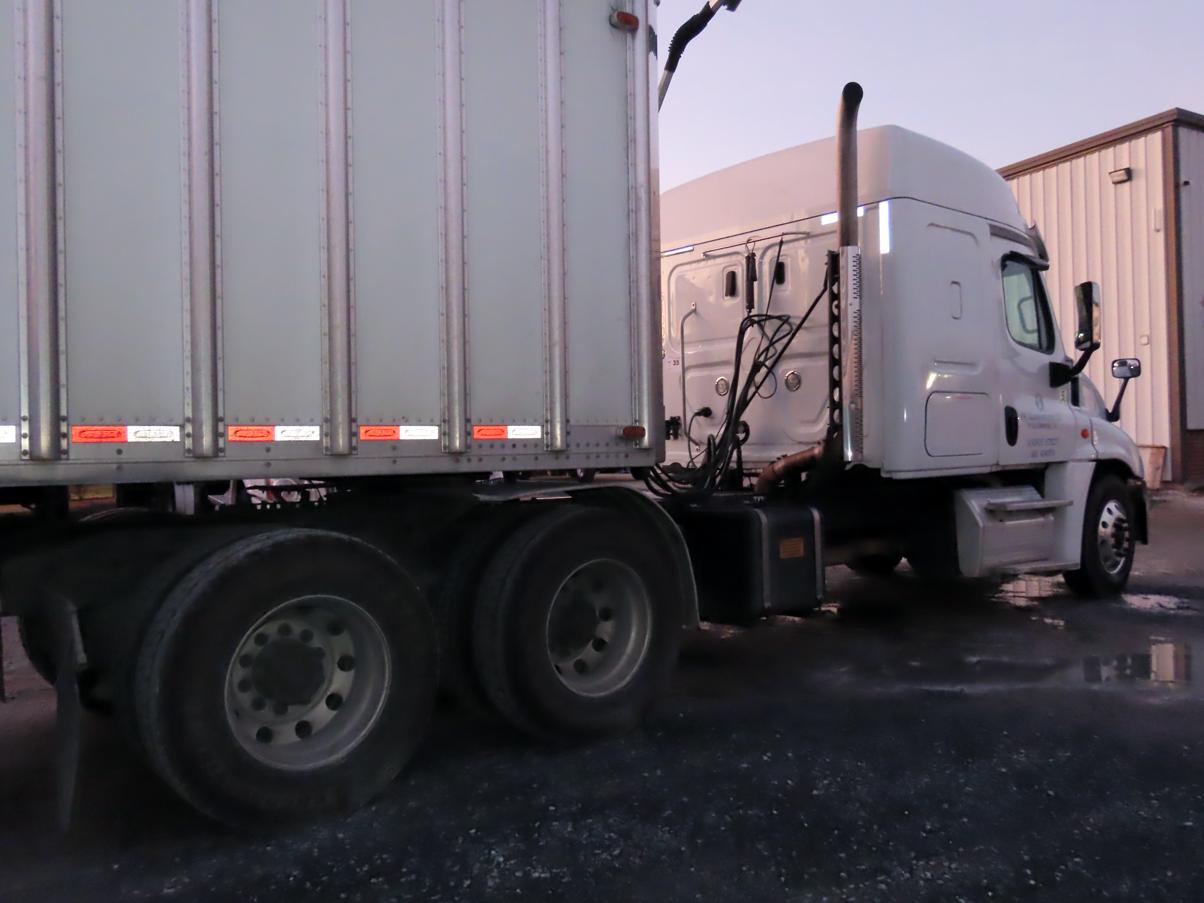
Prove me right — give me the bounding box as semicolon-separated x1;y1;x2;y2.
0;0;660;487
1008;132;1174;481
1179;125;1204;478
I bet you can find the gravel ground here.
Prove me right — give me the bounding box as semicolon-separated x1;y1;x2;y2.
2;492;1203;902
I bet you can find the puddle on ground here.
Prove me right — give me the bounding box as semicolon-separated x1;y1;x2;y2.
1122;593;1191;612
1084;641;1192;686
997;577;1195;615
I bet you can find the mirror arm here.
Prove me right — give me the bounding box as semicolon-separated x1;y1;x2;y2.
1049;341;1100;388
1107;377;1130;423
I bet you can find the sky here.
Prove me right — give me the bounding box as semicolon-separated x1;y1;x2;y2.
656;0;1204;189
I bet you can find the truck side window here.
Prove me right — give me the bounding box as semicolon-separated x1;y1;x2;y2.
1001;258;1055;353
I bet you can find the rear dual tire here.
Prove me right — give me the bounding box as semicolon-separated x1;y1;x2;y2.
469;505;683;741
132;530;436;828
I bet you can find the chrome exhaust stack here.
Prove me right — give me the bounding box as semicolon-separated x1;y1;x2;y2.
836;82;864;464
836;81;863;248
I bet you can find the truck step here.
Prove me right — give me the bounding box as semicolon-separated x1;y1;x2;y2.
984;498;1073;515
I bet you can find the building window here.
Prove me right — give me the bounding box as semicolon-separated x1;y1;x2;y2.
1001;257;1055;353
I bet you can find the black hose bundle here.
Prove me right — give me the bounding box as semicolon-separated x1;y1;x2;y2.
644;252;831;498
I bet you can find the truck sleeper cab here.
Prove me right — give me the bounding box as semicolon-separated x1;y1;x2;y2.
659;123;1146;601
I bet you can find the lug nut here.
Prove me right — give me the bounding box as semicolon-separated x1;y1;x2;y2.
325;693;343;711
255;727;273;743
337;655;355;672
251;697;266;711
295;720;312;739
599;608;613;622
327;621;344;636
592;637;608;652
239;654;253;668
574;659;587;674
254;633;269;646
237;678;252;693
299;628;314;643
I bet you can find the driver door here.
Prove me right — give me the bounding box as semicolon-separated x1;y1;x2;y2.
996;255;1080;468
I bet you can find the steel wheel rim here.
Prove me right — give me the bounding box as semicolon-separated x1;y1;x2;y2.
224;595;390;771
545;559;653;698
1096;499;1133;576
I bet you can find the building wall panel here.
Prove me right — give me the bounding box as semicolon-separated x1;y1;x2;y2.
1008;131;1173;480
1179;126;1204;433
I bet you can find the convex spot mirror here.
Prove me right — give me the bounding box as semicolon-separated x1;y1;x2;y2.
1074;281;1102;351
1112;358;1142;380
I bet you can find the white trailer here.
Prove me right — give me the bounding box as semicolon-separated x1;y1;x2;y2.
1;0;683;829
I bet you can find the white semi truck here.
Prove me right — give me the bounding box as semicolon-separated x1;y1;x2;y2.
0;1;1145;828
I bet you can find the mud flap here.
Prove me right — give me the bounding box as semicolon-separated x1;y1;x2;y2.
1128;479;1149;544
47;595;85;831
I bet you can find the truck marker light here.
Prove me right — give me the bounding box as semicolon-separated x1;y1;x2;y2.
621;425;647;440
609;11;639;31
359;425;440;442
0;425;16;443
227;425;322;442
1081;428;1090;439
70;425;128;443
472;425;543;441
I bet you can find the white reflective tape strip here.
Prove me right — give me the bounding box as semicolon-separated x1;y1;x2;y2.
274;425;321;442
398;425;440;441
506;425;542;440
820;206;865;226
126;425;182;443
0;425;15;443
878;200;891;255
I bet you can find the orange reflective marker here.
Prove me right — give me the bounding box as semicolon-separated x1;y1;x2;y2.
360;425;401;441
472;425;507;441
227;425;275;442
71;425;127;443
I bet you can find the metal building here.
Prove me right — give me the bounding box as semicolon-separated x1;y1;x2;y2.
1000;109;1204;485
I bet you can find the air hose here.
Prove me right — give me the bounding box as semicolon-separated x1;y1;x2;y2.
658;0;743;110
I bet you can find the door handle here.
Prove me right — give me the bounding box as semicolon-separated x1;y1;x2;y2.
1004;406;1019;447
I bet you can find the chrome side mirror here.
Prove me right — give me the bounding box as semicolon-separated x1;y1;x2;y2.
1051;280;1103;388
1112;358;1141;380
1074;281;1102;352
1107;357;1142;423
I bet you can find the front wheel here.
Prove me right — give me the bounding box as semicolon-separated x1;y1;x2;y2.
1063;475;1136;598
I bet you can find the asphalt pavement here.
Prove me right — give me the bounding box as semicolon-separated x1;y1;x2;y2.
2;492;1203;902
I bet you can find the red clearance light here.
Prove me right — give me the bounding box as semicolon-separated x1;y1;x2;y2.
610;11;639;31
621;425;646;440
